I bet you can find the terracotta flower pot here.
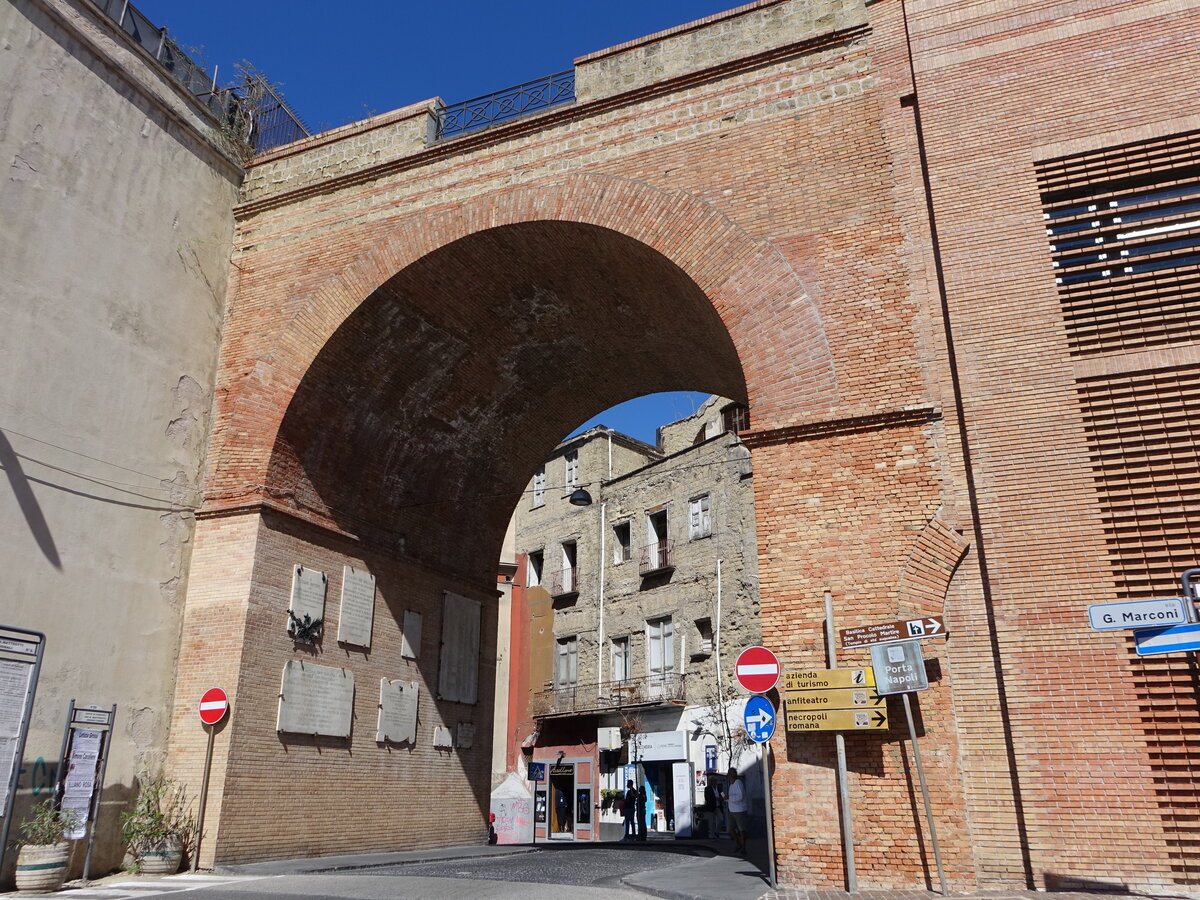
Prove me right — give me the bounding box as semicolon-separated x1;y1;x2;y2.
15;841;70;893
137;835;183;875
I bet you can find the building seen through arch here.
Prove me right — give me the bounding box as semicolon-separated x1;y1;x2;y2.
495;397;761;843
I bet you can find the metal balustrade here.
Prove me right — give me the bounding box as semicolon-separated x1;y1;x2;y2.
436;70;575;140
639;540;674;576
548;566;580;598
531;673;687;717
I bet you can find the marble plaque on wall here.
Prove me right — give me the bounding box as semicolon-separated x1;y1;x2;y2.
337;566;375;648
401;610;422;659
277;660;354;737
437;592;480;704
376;678;418;744
456;722;475;749
289;566;327;627
432;726;453;749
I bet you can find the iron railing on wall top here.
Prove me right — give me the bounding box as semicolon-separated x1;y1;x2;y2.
436;70;575;140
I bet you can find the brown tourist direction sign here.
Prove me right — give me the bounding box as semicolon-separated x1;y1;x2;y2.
783;667;874;693
786;687;885;711
786;707;888;732
840;616;946;650
784;667;889;732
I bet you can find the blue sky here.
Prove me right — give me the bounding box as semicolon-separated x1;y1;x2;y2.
131;0;740;445
134;1;744;132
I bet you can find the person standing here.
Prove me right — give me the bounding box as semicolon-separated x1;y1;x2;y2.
621;779;638;842
726;767;748;855
635;782;648;842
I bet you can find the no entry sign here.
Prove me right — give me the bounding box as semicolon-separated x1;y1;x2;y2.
735;645;780;694
198;687;229;726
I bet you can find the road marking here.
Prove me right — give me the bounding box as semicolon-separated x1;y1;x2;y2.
58;874;260;898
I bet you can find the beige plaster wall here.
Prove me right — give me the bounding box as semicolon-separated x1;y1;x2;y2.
0;0;239;878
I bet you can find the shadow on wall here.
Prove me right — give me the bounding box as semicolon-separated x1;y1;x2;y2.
0;430;61;570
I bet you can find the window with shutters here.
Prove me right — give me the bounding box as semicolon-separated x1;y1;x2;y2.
527;550;543;587
646;616;674;680
556;635;578;688
532;466;545;508
565;450;579;490
611;636;631;682
689;494;711;540
613;521;632;563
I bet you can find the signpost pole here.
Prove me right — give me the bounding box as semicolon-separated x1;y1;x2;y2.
761;740;777;889
824;591;857;893
901;693;947;894
82;704;117;884
191;723;215;872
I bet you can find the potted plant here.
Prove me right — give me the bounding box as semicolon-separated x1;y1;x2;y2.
14;799;80;893
120;776;196;875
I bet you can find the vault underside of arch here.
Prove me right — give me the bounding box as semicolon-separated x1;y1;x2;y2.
269;220;748;581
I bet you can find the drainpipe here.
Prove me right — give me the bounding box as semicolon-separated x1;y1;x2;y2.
713;557;731;762
598;501;607;696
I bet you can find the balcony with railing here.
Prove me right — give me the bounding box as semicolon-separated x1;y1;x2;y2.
639;540;674;577
531;673;687;718
548;566;580;600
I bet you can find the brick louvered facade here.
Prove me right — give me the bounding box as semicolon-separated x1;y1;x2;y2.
164;0;1200;892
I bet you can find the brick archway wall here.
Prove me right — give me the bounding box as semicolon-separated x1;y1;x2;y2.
204;173;841;529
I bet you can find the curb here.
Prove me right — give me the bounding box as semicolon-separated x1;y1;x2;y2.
215;845;539;876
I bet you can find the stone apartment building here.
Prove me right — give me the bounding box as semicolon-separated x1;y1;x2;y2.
501;397;761;841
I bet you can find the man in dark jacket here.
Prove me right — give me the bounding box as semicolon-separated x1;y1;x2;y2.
635;783;648;841
621;780;637;841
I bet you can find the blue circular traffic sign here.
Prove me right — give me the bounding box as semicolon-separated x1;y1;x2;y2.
743;695;776;743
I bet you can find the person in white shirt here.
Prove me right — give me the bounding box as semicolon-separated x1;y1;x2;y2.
725;767;748;854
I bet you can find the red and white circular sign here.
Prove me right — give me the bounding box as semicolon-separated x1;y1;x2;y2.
735;646;780;694
198;687;229;726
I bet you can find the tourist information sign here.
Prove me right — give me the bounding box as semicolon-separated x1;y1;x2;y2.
1088;598;1188;631
1133;622;1200;656
783;667;873;692
841;616;945;650
870;641;929;695
784;667;888;732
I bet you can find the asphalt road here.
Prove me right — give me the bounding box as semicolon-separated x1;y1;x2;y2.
39;845;710;900
346;843;704;887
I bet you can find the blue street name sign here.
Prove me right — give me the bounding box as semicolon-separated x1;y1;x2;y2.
743;695;776;743
1133;622;1200;656
528;762;546;782
1088;597;1188;631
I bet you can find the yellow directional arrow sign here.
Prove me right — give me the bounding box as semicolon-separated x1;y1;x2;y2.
786;707;888;732
783;668;874;693
785;688;885;711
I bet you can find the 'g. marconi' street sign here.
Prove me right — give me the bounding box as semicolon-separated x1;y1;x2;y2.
1087;597;1188;631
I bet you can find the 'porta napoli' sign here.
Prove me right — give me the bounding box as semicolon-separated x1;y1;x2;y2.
1087;597;1188;631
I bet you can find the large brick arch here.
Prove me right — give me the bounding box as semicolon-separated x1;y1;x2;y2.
205;173;840;528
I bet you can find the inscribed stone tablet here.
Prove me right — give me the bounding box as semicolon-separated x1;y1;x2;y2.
289;566;327;628
456;722;475;749
376;678;418;744
401;610;422;659
433;725;453;748
437;592;480;704
277;660;354;737
338;566;376;647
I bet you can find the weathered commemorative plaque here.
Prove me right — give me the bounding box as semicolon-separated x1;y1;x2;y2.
289;566;327;626
376;678;418;744
277;660;354;737
402;610;422;659
457;722;475;749
338;566;376;647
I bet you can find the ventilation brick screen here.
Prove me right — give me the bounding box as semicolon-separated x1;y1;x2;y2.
1038;130;1200;356
1077;366;1200;881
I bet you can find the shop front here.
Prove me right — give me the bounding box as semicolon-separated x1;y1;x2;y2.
631;730;693;837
